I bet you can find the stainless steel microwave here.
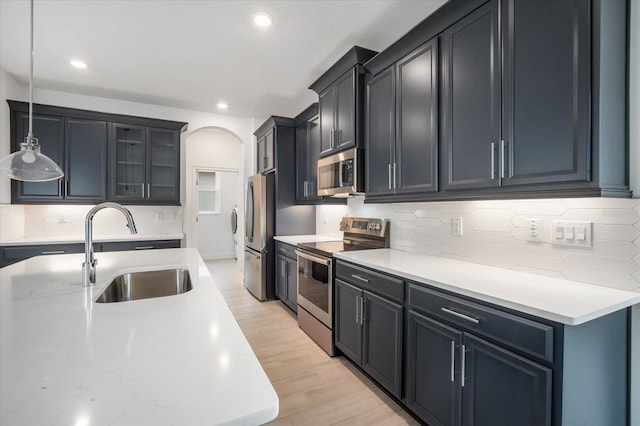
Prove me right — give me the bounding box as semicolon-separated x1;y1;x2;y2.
317;148;363;197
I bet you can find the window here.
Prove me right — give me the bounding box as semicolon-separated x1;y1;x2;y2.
197;171;220;214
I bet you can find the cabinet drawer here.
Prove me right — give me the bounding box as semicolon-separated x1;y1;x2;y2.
275;242;297;260
101;239;180;252
336;261;404;303
1;243;85;268
408;283;554;363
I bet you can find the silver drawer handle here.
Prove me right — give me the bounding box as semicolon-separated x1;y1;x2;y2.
41;250;65;255
351;274;369;283
441;307;480;324
279;248;288;253
135;246;154;250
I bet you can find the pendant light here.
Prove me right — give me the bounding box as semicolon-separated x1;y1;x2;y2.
0;0;64;182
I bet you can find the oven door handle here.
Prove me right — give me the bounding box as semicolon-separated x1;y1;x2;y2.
295;249;332;266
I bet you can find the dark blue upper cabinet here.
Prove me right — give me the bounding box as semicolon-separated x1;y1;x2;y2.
9;100;185;205
309;46;378;157
501;0;590;187
363;0;630;202
440;0;500;192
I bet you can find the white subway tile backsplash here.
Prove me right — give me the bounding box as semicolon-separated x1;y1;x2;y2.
320;196;640;292
1;204;183;243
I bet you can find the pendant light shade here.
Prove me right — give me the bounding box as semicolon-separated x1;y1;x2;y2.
0;137;64;182
0;0;64;182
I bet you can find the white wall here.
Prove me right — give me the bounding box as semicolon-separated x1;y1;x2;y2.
184;127;244;262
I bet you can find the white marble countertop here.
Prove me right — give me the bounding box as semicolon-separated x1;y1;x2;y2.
335;249;640;326
0;248;278;425
274;234;339;245
0;233;184;246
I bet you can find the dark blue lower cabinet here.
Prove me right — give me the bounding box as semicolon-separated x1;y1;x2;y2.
406;310;462;426
335;279;403;398
406;310;551;426
462;334;551;426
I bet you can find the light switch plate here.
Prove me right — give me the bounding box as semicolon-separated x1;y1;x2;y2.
552;220;592;247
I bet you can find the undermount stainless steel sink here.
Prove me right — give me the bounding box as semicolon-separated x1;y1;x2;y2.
96;269;192;303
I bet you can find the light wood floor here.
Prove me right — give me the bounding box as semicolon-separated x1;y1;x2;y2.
205;259;420;426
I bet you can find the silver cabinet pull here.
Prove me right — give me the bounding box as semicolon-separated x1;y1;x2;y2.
500;139;505;179
134;246;154;250
351;274;369;283
392;162;397;189
147;183;150;198
490;142;496;179
450;340;455;382
388;164;392;189
329;128;334;148
64;180;69;197
355;295;360;324
58;180;63;197
441;307;480;324
337;129;342;146
282;259;286;278
303;180;308;197
278;248;288;254
141;183;145;198
360;296;365;325
41;250;65;255
461;344;467;387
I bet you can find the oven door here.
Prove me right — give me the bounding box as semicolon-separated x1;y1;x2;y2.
296;249;333;328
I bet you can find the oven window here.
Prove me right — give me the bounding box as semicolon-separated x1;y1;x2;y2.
298;256;329;314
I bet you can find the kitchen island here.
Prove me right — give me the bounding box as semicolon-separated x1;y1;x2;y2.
0;248;278;425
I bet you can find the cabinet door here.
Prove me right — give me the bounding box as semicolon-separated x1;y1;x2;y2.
256;135;266;173
396;39;438;194
275;254;287;302
319;87;335;155
65;118;107;202
295;123;310;201
407;310;462;426
147;127;179;203
110;123;146;201
264;128;275;172
502;0;589;186
285;256;298;312
335;70;355;150
362;290;403;398
441;0;500;191
13;113;64;200
307;116;320;199
462;334;551;426
365;68;395;196
334;279;362;363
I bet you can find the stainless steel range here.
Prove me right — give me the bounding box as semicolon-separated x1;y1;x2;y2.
295;217;390;355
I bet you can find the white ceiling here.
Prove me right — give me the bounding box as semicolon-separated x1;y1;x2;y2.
0;0;446;118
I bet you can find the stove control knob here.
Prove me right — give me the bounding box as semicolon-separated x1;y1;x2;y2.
375;223;382;230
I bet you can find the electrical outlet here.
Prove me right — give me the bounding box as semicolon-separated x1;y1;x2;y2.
527;219;542;242
58;213;67;223
451;217;463;236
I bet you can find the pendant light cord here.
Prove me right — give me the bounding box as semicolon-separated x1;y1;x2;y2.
28;0;34;140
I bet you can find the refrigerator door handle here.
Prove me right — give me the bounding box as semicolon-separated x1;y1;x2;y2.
245;182;254;242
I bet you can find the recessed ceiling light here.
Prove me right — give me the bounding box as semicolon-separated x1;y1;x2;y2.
253;13;272;28
69;60;87;69
217;102;229;110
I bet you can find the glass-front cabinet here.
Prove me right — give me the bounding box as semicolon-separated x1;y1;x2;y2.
109;123;180;204
112;123;146;201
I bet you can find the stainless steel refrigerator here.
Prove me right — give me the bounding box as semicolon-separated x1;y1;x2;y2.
244;174;275;301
